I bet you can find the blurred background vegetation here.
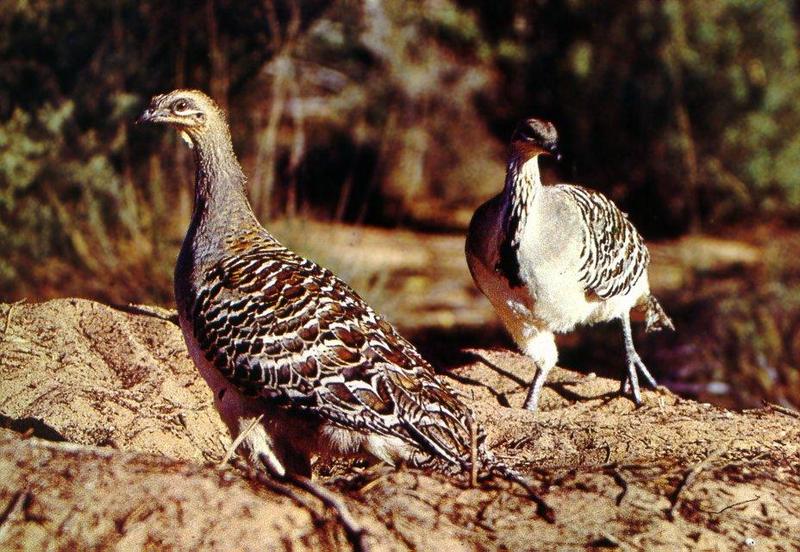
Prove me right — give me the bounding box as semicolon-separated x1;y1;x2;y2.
1;0;799;409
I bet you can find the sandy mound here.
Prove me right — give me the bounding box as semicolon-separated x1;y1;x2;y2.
1;298;798;550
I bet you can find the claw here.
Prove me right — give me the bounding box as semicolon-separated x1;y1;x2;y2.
619;376;632;396
619;313;658;406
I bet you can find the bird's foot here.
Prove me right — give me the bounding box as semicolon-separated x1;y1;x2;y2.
620;351;658;406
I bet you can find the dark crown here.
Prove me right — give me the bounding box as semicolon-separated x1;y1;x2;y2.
511;118;560;158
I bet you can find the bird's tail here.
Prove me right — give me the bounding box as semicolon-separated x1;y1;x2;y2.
644;294;674;333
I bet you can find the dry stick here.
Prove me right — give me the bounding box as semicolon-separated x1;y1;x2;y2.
468;416;478;488
218;414;264;467
283;471;370;552
667;464;704;521
490;464;556;523
387;509;417;550
2;299;25;339
474;494;499;533
113;303;179;325
699;495;760;515
229;457;322;522
0;489;27;543
608;466;629;506
223;420;369;552
667;446;727;521
234;455;370;552
763;401;800;420
353;468;392;495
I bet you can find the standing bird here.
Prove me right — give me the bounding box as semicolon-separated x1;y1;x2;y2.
137;90;537;498
466;118;674;412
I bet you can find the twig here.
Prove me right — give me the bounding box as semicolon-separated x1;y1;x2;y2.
667;447;726;521
225;427;369;552
0;489;27;543
699;496;760;515
489;464;555;523
353;473;388;495
468;416;478;488
762;401;800;420
667;465;703;521
608;467;628;506
284;471;370;552
109;303;179;325
2;299;25;340
218;414;264;467
474;495;498;533
229;457;321;521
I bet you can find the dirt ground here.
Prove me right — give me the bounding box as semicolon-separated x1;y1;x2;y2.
1;298;799;551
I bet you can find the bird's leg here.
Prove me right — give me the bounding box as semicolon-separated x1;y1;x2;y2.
230;414;288;477
520;330;558;412
620;312;657;405
523;361;552;412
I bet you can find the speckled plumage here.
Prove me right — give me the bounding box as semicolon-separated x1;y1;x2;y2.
139;89;519;484
466;118;674;412
187;234;481;473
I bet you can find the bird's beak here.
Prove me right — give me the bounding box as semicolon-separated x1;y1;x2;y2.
548;145;562;162
136;107;159;125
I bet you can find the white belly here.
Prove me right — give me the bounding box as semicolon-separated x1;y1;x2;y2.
468;240;648;342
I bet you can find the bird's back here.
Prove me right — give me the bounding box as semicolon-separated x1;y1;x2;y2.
142;87;526;483
183;225;482;472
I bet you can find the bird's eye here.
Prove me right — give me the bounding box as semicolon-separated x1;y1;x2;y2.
519;127;534;140
174;100;189;112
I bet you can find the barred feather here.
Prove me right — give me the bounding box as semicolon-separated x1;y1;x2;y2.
141;89;503;479
558;184;650;300
187;227;489;473
465;117;673;412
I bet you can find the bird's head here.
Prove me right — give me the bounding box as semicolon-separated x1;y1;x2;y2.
510;118;561;162
137;89;226;148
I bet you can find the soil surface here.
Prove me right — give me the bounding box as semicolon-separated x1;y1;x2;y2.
1;298;799;551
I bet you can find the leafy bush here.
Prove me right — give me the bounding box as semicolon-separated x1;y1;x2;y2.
2;0;800;305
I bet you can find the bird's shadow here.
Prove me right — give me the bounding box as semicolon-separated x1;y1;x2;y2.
437;348;621;408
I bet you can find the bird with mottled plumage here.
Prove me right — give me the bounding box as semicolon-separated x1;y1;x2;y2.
136;90;533;492
466;118;674;412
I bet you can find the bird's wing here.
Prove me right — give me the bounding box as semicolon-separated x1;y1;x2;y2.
556;184;650;300
190;237;475;469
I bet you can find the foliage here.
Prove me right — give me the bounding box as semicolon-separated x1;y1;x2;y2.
466;0;800;233
2;0;800;304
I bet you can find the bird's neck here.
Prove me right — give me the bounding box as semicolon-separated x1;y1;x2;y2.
190;132;260;236
493;153;543;287
502;153;543;237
